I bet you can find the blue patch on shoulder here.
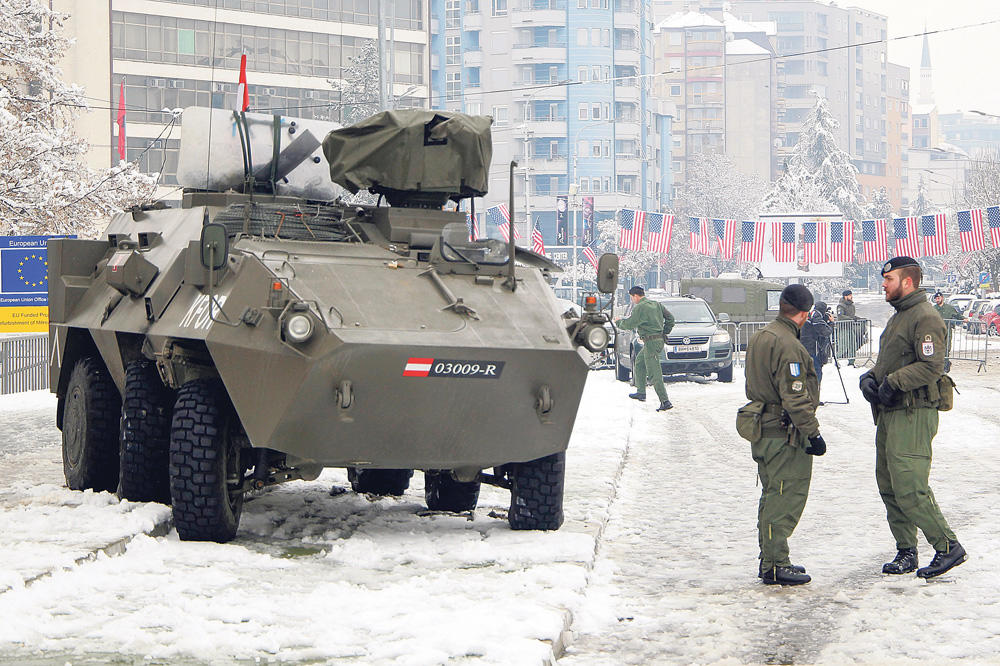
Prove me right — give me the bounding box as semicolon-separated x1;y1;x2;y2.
790;362;801;377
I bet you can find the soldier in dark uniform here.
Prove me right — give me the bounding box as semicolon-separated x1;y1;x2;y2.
836;289;860;365
744;284;826;585
859;257;967;579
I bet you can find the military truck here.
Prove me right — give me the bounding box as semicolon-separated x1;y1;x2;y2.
679;277;786;324
49;107;615;542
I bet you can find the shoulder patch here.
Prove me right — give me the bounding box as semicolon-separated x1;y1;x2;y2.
792;380;804;392
789;362;801;377
922;339;935;356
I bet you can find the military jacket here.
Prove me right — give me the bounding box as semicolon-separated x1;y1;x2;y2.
745;315;820;438
618;297;665;338
873;288;946;410
836;297;857;320
933;302;962;321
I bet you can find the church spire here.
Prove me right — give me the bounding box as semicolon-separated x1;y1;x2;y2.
918;28;934;106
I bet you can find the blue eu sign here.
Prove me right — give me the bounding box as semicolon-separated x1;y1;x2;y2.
0;235;73;308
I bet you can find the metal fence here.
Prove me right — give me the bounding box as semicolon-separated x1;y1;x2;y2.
731;319;874;368
945;319;989;371
0;334;49;395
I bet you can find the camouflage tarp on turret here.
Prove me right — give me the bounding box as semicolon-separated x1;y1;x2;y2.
323;110;492;204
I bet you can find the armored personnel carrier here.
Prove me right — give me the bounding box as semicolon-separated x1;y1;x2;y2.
49;107;616;542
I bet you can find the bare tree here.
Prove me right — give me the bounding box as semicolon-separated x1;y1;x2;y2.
955;149;1000;286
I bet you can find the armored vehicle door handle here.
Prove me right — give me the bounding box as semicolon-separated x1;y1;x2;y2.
418;267;480;320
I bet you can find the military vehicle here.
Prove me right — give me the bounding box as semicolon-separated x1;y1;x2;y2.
48;107;616;542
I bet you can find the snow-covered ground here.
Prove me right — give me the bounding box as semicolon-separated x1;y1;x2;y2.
1;352;999;664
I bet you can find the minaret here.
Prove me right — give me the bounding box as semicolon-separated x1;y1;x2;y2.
917;31;935;106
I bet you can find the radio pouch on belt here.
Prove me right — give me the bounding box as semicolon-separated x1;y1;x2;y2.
736;401;766;442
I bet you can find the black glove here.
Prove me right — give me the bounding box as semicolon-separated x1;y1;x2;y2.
859;372;879;404
806;434;827;456
878;378;902;407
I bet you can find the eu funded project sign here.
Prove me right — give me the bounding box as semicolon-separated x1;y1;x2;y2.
0;235;72;332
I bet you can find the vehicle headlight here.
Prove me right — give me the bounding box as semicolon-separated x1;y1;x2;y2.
284;313;314;343
712;329;731;344
581;324;610;352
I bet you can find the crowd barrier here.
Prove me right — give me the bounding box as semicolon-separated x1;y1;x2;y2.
731;319;874;368
945;319;989;372
0;334;49;395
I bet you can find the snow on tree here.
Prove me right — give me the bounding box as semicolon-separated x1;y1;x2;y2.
330;40;381;126
594;216;658;283
866;186;894;220
911;175;934;217
0;0;154;237
955;149;1000;286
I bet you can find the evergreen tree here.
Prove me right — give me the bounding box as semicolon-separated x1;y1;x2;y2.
911;176;933;217
331;40;381;125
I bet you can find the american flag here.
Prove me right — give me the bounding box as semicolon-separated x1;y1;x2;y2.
531;221;546;255
803;221;829;264
646;212;673;254
920;213;949;256
583;245;599;271
987;206;1000;248
739;220;765;262
772;221;796;263
466;213;480;241
957;209;986;253
862;219;888;263
829;220;854;262
959;253;974;270
488;204;519;241
711;219;736;259
892;216;921;258
618;209;645;251
689;217;710;255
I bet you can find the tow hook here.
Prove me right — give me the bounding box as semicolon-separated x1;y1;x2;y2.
535;385;553;423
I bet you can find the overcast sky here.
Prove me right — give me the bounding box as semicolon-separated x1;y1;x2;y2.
846;0;1000;114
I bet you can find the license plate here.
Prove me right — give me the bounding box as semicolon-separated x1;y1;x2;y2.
671;345;702;353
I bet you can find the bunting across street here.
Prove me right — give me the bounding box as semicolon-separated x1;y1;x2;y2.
772;221;796;262
712;219;736;260
892;216;921;258
803;221;829;264
862;219;889;263
957;209;985;252
689;217;710;255
988;206;1000;248
646;212;673;254
829;220;853;262
739;220;765;262
583;245;599;271
920;213;948;257
618;209;645;251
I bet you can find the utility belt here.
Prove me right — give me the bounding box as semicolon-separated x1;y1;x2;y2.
639;334;662;343
737;401;789;442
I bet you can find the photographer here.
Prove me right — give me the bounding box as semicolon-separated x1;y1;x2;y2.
800;301;834;385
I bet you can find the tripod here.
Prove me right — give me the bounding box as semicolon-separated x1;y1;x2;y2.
824;335;849;405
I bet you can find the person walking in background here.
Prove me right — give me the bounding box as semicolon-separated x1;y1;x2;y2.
800;301;833;385
933;291;961;373
615;286;672;412
859;257;967;579
742;284;826;586
836;289;860;365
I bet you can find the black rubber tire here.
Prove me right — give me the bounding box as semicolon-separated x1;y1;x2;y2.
615;355;631;382
717;363;734;383
348;467;413;496
424;471;480;512
507;452;565;531
118;360;175;504
169;379;246;542
61;355;122;493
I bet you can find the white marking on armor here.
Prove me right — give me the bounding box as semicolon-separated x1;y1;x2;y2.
179;294;228;330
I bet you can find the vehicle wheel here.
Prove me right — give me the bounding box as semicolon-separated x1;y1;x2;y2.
118;360;174;504
717;363;734;383
424;471;480;512
61;355;122;493
348;467;413;496
169;378;247;542
615;356;631;382
507;452;565;531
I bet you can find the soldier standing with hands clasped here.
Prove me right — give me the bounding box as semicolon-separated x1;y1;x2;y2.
615;286;672;412
740;284;826;586
859;257;967;579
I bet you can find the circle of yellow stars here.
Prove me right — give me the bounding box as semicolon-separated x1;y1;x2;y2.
18;254;48;288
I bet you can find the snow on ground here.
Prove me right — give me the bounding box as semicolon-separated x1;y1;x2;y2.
1;350;999;664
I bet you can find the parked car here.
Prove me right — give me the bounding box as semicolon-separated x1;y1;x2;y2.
973;300;1000;335
965;299;992;333
614;295;734;383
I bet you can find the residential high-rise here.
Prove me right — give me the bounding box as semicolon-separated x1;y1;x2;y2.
882;62;910;211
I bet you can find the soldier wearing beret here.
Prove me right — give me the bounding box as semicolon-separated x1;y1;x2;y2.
743;284;826;585
835;289;861;365
859;257;967;579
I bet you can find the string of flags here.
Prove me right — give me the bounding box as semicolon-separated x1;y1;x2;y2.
614;207;1000;264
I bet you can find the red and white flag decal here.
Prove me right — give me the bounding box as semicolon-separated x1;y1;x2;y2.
403;357;434;377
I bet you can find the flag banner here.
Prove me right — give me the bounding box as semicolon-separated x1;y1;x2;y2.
772;221;795;263
488;204;518;241
618;209;644;251
988;206;1000;249
236;53;249;112
892;216;921;258
862;219;888;263
583;245;599;271
803;221;829;264
582;196;595;245
689;217;710;255
556;196;568;245
829;220;854;262
739;220;765;262
920;213;949;256
646;212;673;254
711;219;736;259
116;80;127;162
957;209;986;253
466;213;480;241
531;221;546;255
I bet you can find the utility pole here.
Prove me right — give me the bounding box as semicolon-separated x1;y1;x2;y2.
523;125;533;244
376;0;388;109
569;183;579;304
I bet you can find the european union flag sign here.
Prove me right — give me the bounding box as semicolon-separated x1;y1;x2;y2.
0;235;73;332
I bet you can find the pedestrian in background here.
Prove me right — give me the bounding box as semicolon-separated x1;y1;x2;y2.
836;289;860;365
741;284;826;586
615;286;672;412
933;291;962;373
800;301;833;385
859;257;966;579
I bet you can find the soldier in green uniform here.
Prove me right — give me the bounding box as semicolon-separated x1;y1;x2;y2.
615;286;672;411
859;257;967;579
743;284;826;585
933;291;962;372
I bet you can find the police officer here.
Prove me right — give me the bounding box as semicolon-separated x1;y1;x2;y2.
744;284;826;585
616;286;672;411
859;257;967;579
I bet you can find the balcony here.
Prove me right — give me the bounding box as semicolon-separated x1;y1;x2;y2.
527;156;569;173
511;3;565;27
520;119;568;135
463;50;483;67
613;85;639;102
512;43;568;63
614;10;639;29
614;120;640;136
463;12;482;29
515;81;568;98
614;49;640;67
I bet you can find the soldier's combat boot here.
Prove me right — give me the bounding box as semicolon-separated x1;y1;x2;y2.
628;392;646;401
761;565;811;586
917;541;967;579
758;562;806;578
882;547;918;574
656;400;673;411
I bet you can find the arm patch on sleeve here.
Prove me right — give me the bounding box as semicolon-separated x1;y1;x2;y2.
921;334;934;357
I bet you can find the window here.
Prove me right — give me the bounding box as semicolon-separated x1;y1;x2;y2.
446;72;462;101
492;0;507;16
669;32;682;46
580;179;589;192
446;0;461;27
592;103;601;119
446;35;461;65
577;28;587;46
669;84;681;96
466;102;482;115
593;178;601;192
578;104;588;120
591;65;601;81
592;143;601;157
602;29;610;47
578;66;588;82
464;31;480;50
492;105;509;126
466;67;480;88
591;28;599;45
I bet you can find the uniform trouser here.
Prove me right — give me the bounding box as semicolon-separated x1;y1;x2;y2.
752;434;813;569
810;353;824;384
875;407;956;552
633;337;668;402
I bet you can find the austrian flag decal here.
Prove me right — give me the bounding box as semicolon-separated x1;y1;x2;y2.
403;357;434;377
402;357;505;379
